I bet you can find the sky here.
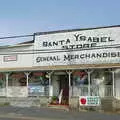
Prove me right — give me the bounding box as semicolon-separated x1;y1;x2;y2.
0;0;120;45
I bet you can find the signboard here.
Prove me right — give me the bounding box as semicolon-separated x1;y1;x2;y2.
33;47;120;66
28;86;44;94
28;85;45;96
79;96;100;106
4;55;17;62
34;27;120;66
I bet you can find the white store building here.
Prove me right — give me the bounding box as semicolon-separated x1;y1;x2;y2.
0;25;120;110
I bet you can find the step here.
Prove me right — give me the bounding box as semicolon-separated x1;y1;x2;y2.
48;104;69;111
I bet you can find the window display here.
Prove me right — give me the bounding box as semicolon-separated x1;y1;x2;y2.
72;70;88;85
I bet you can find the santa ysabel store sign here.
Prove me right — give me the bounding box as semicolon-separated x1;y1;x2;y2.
79;96;101;106
34;27;120;66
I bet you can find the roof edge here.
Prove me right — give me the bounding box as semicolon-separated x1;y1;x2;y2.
34;25;120;35
0;43;33;49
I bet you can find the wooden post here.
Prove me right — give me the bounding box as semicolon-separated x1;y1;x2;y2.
112;70;115;97
88;71;91;96
24;72;30;97
85;69;93;96
66;70;72;105
5;73;9;97
48;71;53;97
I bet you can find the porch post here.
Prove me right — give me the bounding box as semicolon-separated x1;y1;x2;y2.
5;73;9;97
66;70;72;98
68;71;72;88
112;70;115;97
48;71;53;97
86;69;92;96
24;72;30;87
24;72;30;96
88;71;91;96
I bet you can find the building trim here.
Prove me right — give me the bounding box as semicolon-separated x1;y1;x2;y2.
0;63;120;72
34;25;120;36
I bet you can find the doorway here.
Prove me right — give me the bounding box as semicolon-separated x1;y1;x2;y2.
51;71;69;105
58;74;69;105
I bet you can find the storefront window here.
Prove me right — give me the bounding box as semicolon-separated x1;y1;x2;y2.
8;72;26;86
91;69;112;97
91;69;112;86
72;70;88;86
28;71;49;96
71;69;112;97
0;73;6;96
0;73;5;88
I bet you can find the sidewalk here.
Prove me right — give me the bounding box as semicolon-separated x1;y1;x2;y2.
0;106;119;120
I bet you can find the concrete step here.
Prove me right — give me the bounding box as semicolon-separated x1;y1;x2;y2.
8;98;41;107
10;100;33;107
48;104;69;111
101;97;114;111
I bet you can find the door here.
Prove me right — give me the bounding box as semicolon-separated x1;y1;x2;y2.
59;75;69;105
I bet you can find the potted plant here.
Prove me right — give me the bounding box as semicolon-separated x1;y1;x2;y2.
51;96;58;104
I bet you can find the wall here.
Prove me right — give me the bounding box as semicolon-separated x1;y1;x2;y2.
34;27;120;67
52;75;59;96
0;97;49;107
0;45;33;69
115;69;120;99
69;97;79;110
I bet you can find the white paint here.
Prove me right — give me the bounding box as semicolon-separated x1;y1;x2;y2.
58;89;63;104
115;69;120;99
33;47;120;66
0;54;33;68
0;45;33;68
34;27;120;50
34;27;120;66
5;73;9;97
49;85;53;97
52;75;59;96
112;71;115;96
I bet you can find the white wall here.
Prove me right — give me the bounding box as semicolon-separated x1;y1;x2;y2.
115;69;120;99
52;75;59;96
0;45;33;68
34;27;120;67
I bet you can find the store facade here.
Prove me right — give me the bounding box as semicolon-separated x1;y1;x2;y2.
0;25;120;110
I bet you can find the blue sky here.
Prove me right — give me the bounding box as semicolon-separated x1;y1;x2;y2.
0;0;120;45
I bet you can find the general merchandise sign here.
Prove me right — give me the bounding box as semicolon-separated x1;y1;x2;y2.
33;27;120;66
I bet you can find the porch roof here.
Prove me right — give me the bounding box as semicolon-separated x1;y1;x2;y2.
0;63;120;72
